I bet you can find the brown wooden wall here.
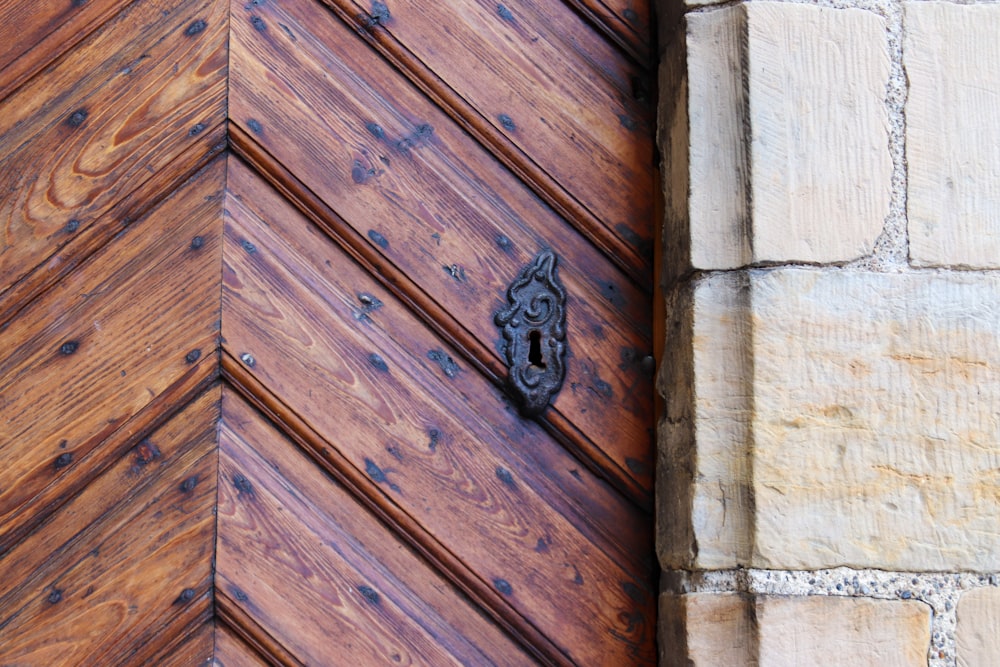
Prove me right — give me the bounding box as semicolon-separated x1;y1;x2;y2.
0;0;658;663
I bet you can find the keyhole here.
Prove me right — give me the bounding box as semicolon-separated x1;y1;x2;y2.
528;330;546;368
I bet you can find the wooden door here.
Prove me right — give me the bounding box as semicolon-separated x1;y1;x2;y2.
0;0;657;664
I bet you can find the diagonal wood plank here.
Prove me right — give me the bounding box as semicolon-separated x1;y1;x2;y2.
0;387;219;665
217;389;536;665
0;157;225;555
220;158;656;665
228;0;655;501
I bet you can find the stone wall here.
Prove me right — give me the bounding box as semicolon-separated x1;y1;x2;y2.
657;0;1000;664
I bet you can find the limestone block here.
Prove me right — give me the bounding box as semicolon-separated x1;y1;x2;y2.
757;596;931;666
658;273;753;569
956;587;1000;667
659;593;754;667
905;3;1000;268
661;268;1000;570
680;4;891;270
750;269;1000;570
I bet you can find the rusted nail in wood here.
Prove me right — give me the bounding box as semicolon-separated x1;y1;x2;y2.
64;219;80;233
493;578;513;596
442;263;466;281
364;458;399;491
427;429;440;451
231;585;249;602
250;15;267;31
623;8;639;24
601;280;625;308
366;122;385;139
240;239;257;254
414;123;433;139
427;349;459;378
358;585;380;605
367;229;388;249
47;588;63;604
368;353;389;372
641;355;655;377
66;108;88;128
495;466;516;489
572;567;584;585
132;439;162;471
498;114;516;132
190;235;205;249
59;340;79;355
232;472;255;497
354;293;383;322
352;159;372;184
184;19;207;36
534;537;549;553
625;457;647;475
240;352;256;368
497;4;514;22
370;1;391;25
180;476;198;493
175;588;196;604
72;0;86;7
53;452;73;470
189;123;206;136
244;0;263;9
618;114;638;132
495;234;512;252
592;378;613;398
185;349;202;364
59;439;68;449
246;118;263;135
386;443;404;461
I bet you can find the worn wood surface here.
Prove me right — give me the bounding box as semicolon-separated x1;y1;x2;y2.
0;388;219;665
220;159;656;665
0;158;224;554
229;0;655;501
0;0;657;662
218;389;538;665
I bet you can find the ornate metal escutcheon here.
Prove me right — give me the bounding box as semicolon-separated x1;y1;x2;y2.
494;249;568;417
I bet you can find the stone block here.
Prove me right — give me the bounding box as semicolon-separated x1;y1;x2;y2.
678;4;891;272
956;587;1000;667
757;596;930;666
660;268;1000;571
905;2;1000;269
659;593;754;667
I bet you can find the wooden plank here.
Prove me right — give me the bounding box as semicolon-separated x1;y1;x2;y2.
220;166;657;665
0;0;131;101
157;620;217;667
217;391;536;666
564;0;653;64
0;158;225;555
214;622;271;667
0;387;218;665
228;3;655;497
295;0;654;282
0;0;228;300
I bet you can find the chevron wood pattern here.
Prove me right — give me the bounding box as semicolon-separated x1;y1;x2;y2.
0;0;658;664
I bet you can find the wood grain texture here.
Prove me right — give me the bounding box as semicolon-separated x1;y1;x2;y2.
0;387;219;665
214;622;271;667
220;161;656;665
566;0;653;64
228;0;654;499
0;0;228;300
314;0;655;282
217;390;537;666
0;0;131;101
0;157;225;555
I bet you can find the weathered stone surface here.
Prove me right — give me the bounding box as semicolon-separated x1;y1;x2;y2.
658;273;753;569
956;587;1000;667
905;2;1000;269
660;268;1000;571
659;593;754;667
757;596;931;666
751;269;1000;570
677;3;891;271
